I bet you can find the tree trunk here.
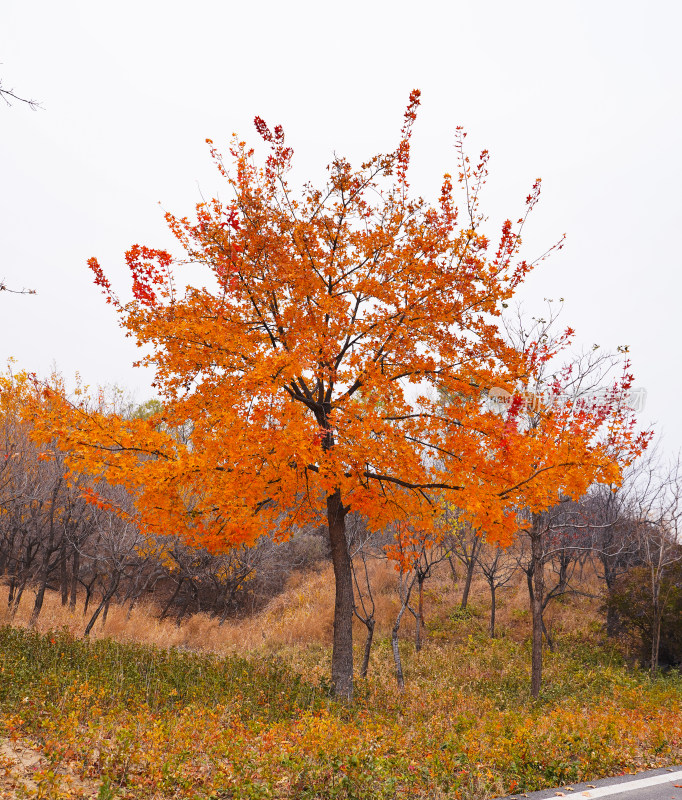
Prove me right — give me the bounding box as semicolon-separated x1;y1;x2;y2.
605;593;620;638
391;624;406;692
60;540;69;606
11;578;27;617
29;576;48;627
447;554;458;584
30;477;62;626
160;577;184;620
460;539;479;610
327;490;354;700
416;573;426;653
359;619;374;679
489;582;496;638
651;612;662;675
83;581;93;616
530;530;544;698
175;590;192;625
391;579;414;692
541;616;554;652
102;596;112;627
651;585;662;675
84;576;119;636
409;604;423;653
69;549;79;612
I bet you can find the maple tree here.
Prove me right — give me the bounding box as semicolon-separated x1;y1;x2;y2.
29;91;648;699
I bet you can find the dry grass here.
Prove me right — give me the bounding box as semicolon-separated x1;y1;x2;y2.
0;555;607;663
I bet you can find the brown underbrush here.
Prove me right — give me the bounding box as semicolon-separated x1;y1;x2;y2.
0;556;605;659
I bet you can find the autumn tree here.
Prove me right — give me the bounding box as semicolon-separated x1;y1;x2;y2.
31;92;646;699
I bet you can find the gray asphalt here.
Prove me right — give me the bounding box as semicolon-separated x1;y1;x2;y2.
501;767;682;800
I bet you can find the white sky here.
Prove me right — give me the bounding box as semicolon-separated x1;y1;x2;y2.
2;0;680;452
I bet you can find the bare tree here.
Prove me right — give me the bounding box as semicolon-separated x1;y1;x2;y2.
442;508;482;611
348;514;382;679
389;526;450;690
391;566;417;692
581;483;639;637
476;541;517;638
630;453;682;672
407;540;450;652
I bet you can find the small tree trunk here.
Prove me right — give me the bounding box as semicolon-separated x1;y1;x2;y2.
69;549;79;612
530;530;544;698
84;576;119;636
391;629;405;691
11;579;27;617
651;595;662;675
327;489;354;700
412;605;422;653
541;616;554;652
602;566;621;638
160;577;184;620
359;619;374;679
60;540;69;606
101;596;112;627
30;477;62;626
29;578;48;627
391;591;412;692
175;591;192;625
460;552;476;610
605;598;620;637
83;582;93;616
489;582;496;638
84;596;107;636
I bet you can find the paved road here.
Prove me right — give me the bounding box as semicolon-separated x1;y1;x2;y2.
503;767;682;800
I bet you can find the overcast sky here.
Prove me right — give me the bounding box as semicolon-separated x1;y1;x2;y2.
2;1;680;452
